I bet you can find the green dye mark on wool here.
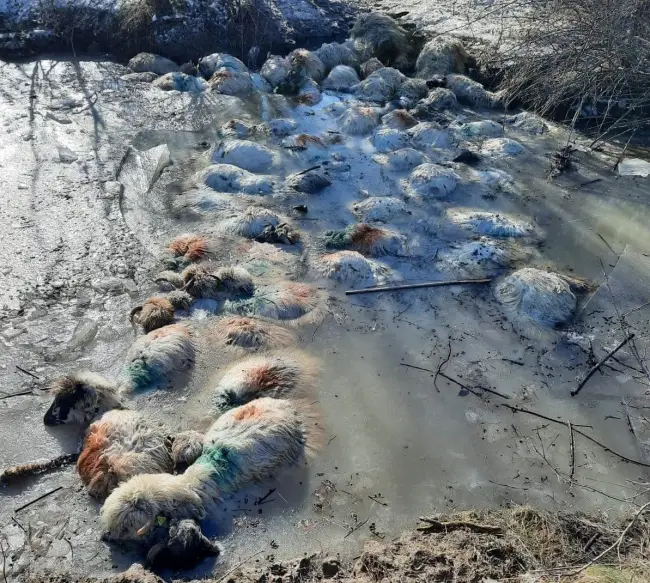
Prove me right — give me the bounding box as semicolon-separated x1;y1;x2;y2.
196;445;240;491
127;361;152;390
322;228;352;250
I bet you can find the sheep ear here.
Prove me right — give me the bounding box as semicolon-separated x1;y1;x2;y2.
137;520;154;536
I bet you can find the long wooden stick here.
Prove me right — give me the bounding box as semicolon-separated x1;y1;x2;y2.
345;278;491;295
570;333;635;396
568;420;575;479
1;453;79;484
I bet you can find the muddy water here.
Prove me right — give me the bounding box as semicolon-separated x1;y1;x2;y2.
1;57;650;579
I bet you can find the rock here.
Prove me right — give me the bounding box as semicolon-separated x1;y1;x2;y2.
92;277;125;294
128;53;179;75
322;557;341;578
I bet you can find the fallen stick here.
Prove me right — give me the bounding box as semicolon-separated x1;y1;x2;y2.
15;486;63;513
15;366;41;381
501;404;650;468
417;518;502;534
567;420;575;479
214;549;265;583
570;333;635;397
399;363;511;399
345;278;491;296
1;453;79;484
344;517;369;539
0;390;34;400
570;500;650;575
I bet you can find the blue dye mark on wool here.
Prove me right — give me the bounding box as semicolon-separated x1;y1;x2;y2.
127;360;165;390
196;445;241;491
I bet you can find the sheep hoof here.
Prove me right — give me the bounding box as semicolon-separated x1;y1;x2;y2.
148;519;221;569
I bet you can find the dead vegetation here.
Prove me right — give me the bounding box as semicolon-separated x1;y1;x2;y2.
464;0;650;142
21;506;650;583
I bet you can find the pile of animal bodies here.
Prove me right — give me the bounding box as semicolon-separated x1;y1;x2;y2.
36;227;329;566
31;9;591;572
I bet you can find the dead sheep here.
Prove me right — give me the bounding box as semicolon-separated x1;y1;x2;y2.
224;282;327;325
404;163;460;199
382;109;418;130
297;79;323;105
315;250;390;285
506;112;549;135
282;133;328;159
286;167;332;193
372;128;411;153
352;67;405;103
351;196;408;222
408;122;454;150
260;55;291;88
350;12;410;68
208;70;253;96
481;138;525;157
452;119;504;140
446;74;503;108
221;119;256;139
411;88;458;117
123;324;196;391
416;36;470;78
322;65;360;91
152;72;207;93
130;291;193;333
209;316;296;353
218;206;282;238
146;518;221;569
198;53;248;78
254;223;301;245
100;398;323;544
257;118;297;138
43;373;174;499
495;268;581;329
398;78;429;102
121;71;158;83
212;139;276;173
211;352;318;413
156;264;254;299
447;209;536;238
288;49;326;83
322;223;407;257
439;238;529;277
315;42;359;71
251;73;272;93
361;57;384;78
197;164;275;195
379;147;427;171
128;53;179;75
338;106;381;135
167;234;209;263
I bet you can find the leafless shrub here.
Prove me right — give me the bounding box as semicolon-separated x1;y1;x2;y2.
482;0;650;139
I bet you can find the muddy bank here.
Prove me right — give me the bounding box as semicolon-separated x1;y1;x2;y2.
21;507;650;582
0;0;358;63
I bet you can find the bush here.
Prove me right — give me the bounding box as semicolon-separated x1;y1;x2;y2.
484;0;650;137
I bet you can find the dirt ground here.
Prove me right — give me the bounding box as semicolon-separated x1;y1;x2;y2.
21;507;650;582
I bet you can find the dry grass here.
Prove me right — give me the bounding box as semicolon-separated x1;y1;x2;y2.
468;0;650;141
